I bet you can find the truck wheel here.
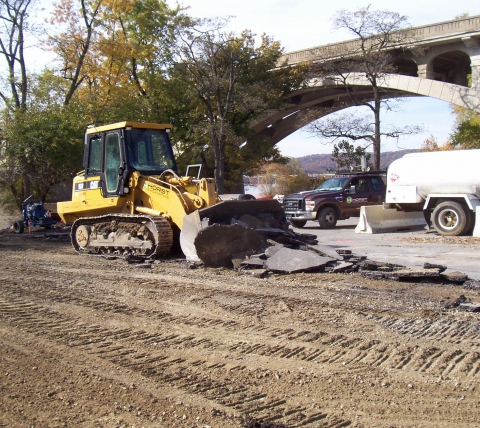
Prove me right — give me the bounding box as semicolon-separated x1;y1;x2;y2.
13;220;24;234
318;207;338;229
290;220;307;228
432;201;470;236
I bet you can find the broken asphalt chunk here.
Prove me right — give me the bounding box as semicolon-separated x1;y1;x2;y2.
360;268;442;281
265;244;285;258
458;302;480;312
385;268;442;279
463;280;480;290
336;250;352;255
441;271;469;284
357;260;403;271
265;247;335;273
306;244;344;261
331;262;355;273
424;262;447;273
444;295;467;309
240;256;266;269
235;214;264;229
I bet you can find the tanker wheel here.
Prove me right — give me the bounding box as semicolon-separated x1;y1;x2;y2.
13;220;24;234
432;201;469;236
290;219;307;228
318;207;338;229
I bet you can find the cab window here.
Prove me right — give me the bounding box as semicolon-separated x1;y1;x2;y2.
87;137;102;173
105;133;121;193
370;177;382;192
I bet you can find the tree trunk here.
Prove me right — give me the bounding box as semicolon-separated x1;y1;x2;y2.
212;133;225;194
214;148;225;194
373;96;381;170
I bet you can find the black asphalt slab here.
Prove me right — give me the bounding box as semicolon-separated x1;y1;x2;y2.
293;219;480;280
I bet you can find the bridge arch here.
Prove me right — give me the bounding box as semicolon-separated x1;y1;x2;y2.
428;50;471;86
264;15;480;146
252;73;480;145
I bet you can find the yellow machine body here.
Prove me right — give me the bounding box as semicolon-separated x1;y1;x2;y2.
57;121;284;260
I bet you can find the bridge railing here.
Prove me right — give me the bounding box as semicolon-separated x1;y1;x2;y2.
279;15;480;65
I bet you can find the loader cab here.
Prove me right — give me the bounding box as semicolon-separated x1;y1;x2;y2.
83;122;176;197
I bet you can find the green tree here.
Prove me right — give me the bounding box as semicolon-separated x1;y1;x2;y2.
0;72;84;208
170;26;306;193
450;107;480;149
331;140;372;170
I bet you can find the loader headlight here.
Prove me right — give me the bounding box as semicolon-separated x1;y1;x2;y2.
123;187;130;194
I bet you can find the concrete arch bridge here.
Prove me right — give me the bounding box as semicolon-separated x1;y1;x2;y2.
252;15;480;146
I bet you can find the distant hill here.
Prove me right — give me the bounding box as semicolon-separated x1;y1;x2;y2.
298;149;419;174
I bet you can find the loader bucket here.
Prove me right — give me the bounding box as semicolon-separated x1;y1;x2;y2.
179;199;286;262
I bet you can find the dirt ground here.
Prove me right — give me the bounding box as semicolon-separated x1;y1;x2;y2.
0;227;479;428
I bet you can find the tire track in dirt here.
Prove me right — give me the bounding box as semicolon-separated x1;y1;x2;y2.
367;314;480;342
2;236;480;426
2;274;479;385
0;292;351;427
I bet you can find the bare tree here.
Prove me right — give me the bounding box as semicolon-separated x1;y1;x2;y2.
308;5;421;170
46;0;103;106
0;0;33;111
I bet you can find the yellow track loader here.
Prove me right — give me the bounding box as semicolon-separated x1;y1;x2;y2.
57;122;285;262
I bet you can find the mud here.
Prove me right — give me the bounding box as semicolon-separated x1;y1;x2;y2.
1;230;479;427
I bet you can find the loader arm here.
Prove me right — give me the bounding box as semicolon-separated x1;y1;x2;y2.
128;172;219;230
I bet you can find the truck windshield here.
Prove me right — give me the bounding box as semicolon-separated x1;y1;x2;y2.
315;177;349;191
125;129;176;174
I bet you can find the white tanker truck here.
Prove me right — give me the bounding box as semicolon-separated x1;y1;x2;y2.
385;149;480;236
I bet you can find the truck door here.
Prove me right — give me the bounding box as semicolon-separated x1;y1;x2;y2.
343;178;372;216
369;177;385;204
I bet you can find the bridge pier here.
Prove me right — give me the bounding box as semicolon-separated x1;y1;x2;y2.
471;55;480;91
417;63;434;80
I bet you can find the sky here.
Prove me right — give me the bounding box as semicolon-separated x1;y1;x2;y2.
25;1;479;158
175;0;480;157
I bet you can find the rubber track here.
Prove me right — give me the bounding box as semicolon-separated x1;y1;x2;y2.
71;214;173;258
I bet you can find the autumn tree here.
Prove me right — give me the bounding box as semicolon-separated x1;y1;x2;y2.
419;135;455;152
258;159;311;197
1;0;306;205
45;0;103;106
0;0;194;207
46;0;191;122
170;26;306;193
307;5;421;170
